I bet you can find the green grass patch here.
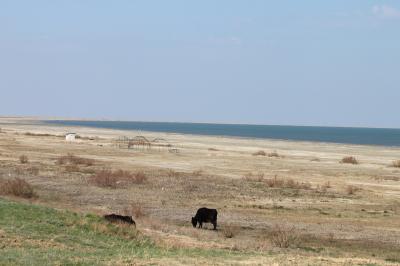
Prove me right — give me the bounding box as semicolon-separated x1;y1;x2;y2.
0;198;253;265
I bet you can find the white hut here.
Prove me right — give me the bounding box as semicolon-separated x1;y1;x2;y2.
65;133;77;142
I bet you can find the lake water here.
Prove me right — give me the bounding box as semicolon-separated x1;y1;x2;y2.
46;120;400;147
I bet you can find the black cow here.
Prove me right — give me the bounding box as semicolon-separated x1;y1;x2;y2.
191;208;218;230
104;214;136;226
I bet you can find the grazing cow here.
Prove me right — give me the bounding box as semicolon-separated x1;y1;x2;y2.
104;214;136;226
191;208;218;230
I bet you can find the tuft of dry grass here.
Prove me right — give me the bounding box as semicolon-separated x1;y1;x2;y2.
208;148;219;151
57;154;95;166
0;178;36;198
192;170;203;177
19;155;28;164
252;150;266;156
243;172;264;182
268;151;280;158
270;225;298;248
346;185;361;195
166;169;181;178
133;171;147;184
341;156;358;165
90;170;118;188
90;169;147;188
222;225;238;239
65;165;80;173
24;132;55;137
317;181;331;193
264;176;311;190
391;160;400;168
27;166;40;175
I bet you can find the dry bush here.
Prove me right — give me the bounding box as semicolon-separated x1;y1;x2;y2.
310;157;320;162
166;169;180;178
268;151;280;158
285;178;312;189
264;176;311;189
346;185;361;195
24;132;54;137
57;154;95;166
243;172;264;182
192;170;203;177
208;148;219;151
90;170;118;188
27;167;40;175
183;182;198;192
65;165;80;173
90;169;147;188
341;156;358;165
270;225;298;248
265;176;285;187
133;171;147;184
222;225;238;239
317;181;331;193
392;160;400;168
0;178;36;198
252;150;266;156
19;155;28;164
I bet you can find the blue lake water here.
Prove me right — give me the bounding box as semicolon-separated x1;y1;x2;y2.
46;120;400;147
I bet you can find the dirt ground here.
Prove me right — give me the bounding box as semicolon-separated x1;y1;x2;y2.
0;117;399;265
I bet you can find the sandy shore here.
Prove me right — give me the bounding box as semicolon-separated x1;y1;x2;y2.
1;117;400;265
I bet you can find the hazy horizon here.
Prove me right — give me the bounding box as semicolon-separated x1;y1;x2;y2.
1;1;399;128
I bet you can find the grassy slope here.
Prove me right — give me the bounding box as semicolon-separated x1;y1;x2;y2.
0;198;252;265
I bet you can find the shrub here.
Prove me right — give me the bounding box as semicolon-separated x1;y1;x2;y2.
192;170;203;177
133;171;147;184
243;172;264;182
65;165;80;173
0;178;36;198
166;169;180;178
270;225;298;248
90;170;118;188
222;225;238;239
392;160;400;168
341;156;358;165
265;176;285;187
264;176;311;189
27;167;40;175
208;148;219;151
252;150;266;156
268;151;280;158
19;155;28;164
346;185;361;195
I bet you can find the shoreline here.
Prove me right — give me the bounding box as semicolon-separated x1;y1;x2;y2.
2;116;400;148
45;118;400;148
1;117;399;152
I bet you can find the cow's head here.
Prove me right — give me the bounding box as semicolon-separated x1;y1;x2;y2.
191;217;197;227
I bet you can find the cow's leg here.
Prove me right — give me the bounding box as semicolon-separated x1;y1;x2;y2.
199;222;203;228
212;221;217;230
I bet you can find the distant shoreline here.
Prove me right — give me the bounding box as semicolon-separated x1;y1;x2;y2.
44;119;400;147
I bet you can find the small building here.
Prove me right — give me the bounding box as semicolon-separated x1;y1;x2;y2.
65;133;77;142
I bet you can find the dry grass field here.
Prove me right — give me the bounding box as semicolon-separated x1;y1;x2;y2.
1;117;400;265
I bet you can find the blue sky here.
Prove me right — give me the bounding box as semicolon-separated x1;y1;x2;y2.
1;1;399;128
